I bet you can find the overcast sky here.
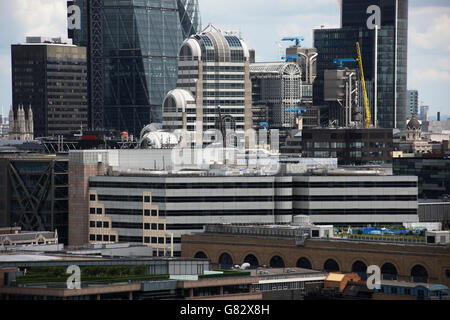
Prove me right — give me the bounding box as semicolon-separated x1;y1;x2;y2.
0;0;449;119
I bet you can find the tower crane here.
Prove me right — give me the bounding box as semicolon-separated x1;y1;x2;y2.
355;42;372;128
281;37;305;47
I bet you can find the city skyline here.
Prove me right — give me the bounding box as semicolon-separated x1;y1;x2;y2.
0;0;449;121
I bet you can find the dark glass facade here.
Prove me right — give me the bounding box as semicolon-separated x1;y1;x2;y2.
393;158;450;199
314;0;408;129
301;128;394;165
69;0;201;136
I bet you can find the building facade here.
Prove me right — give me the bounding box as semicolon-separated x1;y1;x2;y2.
162;24;253;145
408;90;419;117
181;224;450;288
0;155;69;244
67;149;419;254
250;62;302;129
393;157;450;199
314;0;408;129
11;37;88;138
301;128;394;165
68;0;201;136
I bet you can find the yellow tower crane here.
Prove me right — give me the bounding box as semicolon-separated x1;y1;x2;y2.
355;42;372;128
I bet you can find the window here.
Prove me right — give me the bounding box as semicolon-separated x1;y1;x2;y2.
166;237;172;244
151;210;157;217
144;209;150;216
103;235;109;242
405;288;411;295
90;208;95;214
144;223;150;230
90;221;95;228
90;194;96;201
96;235;102;241
152;223;157;230
96;208;102;215
96;221;102;228
103;222;109;228
110;235;116;242
144;196;151;203
158;237;164;244
391;287;398;294
312;230;320;237
144;237;150;243
151;237;157;244
158;224;164;231
90;234;95;241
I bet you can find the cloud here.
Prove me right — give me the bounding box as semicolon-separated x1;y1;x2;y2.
10;0;67;37
409;7;450;52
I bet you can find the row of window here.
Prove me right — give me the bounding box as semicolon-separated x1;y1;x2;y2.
90;234;116;242
305;142;392;149
90;182;288;189
90;221;109;228
293;195;417;201
143;237;166;244
294;182;417;188
99;195;291;203
104;208;290;217
294;209;417;215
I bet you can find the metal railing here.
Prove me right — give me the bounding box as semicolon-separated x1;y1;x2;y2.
336;234;426;244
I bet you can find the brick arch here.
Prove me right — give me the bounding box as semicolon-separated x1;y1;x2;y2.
240;251;262;268
296;255;314;270
193;249;210;260
216;250;235;269
349;257;370;272
267;252;288;268
408;262;431;283
322;256;342;272
379;260;401;280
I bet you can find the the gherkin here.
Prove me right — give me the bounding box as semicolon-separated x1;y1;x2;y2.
68;0;202;135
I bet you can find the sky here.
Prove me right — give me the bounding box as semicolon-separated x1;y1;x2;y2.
0;0;449;120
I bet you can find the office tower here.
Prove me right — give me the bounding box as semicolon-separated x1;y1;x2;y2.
11;37;88;138
68;0;201;136
162;24;252;145
250;62;302;128
420;105;429;122
314;0;408;129
407;90;419;117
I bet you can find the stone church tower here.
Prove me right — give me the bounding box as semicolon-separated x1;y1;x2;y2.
8;104;34;140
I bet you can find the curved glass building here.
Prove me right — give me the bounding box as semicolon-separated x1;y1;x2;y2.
68;0;201;135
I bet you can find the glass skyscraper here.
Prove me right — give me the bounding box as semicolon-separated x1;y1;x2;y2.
314;0;408;129
68;0;201;136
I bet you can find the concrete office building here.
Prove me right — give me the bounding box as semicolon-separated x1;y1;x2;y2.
11;37;88;138
408;90;419;117
250;62;302;128
314;0;409;129
68;0;201;136
162;24;253;145
68;149;419;255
